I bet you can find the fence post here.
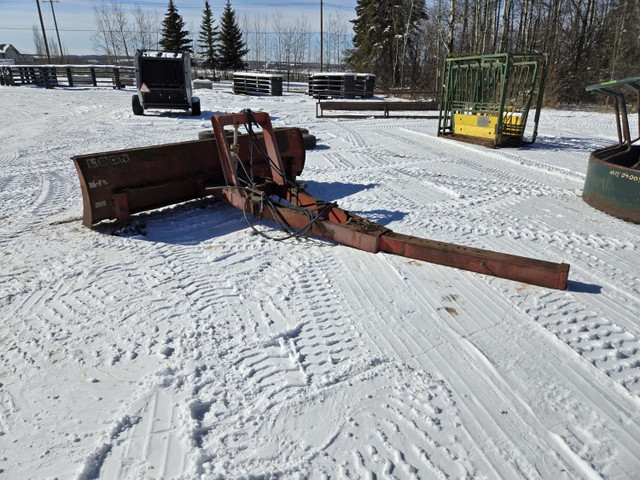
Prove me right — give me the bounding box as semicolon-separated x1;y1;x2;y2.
90;67;97;86
272;76;282;96
41;67;50;88
20;67;31;85
66;67;73;87
0;67;13;86
113;67;121;89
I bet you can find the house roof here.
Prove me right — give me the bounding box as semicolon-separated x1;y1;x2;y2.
1;44;21;54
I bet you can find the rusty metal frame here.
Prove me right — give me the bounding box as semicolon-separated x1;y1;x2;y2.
72;112;570;289
210;112;569;289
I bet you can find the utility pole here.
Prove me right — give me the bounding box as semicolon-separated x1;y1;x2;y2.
48;0;65;62
320;0;323;72
35;0;52;63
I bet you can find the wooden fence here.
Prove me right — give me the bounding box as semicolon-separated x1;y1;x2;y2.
0;65;135;89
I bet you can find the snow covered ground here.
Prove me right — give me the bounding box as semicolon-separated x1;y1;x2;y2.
1;84;639;479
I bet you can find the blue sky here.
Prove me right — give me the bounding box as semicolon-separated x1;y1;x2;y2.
0;0;356;55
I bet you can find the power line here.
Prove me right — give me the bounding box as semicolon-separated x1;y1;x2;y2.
18;0;354;10
1;26;353;36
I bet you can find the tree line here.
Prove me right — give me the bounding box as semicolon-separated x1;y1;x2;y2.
347;0;640;103
89;0;248;76
86;0;350;81
33;0;638;103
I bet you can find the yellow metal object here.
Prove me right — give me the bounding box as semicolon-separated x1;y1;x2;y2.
453;113;524;141
454;114;498;139
501;113;525;140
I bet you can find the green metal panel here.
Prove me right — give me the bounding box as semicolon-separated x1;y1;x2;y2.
438;53;548;147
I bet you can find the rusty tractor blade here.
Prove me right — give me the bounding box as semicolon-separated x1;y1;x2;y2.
72;128;305;227
72;113;569;289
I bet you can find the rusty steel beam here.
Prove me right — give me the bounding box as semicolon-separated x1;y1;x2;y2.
203;112;571;290
378;232;569;289
254;185;569;289
208;112;569;289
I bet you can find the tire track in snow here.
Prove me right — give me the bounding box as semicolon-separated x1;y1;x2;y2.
0;149;80;235
496;208;640;305
506;287;640;395
334;363;473;479
0;149;20;169
404;198;640;397
99;389;189;479
319;120;370;150
0;225;190;479
377;144;639;302
540;111;632;150
180;242;474;478
0;204;252;477
401;127;586;184
296;117;633;474
334;250;640;478
0;172;44;226
415;194;640;324
328;252;552;478
225;249;364;406
323;118;588;186
266;250;474;477
91;206;360;476
312;122;581;238
480;283;640;479
305;149;392;173
29;170;79;219
202;357;473;478
68;209;258;477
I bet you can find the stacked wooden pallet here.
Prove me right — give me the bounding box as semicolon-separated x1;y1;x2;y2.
232;73;283;96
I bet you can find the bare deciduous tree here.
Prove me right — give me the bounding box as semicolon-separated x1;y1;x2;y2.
325;12;347;70
111;2;131;59
131;4;157;51
32;25;47;60
92;1;121;62
271;12;286;70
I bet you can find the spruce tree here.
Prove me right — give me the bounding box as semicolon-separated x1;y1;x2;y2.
346;0;377;73
159;0;192;52
217;0;248;71
346;0;426;87
198;0;219;75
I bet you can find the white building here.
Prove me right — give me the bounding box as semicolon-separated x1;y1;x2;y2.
0;44;30;64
